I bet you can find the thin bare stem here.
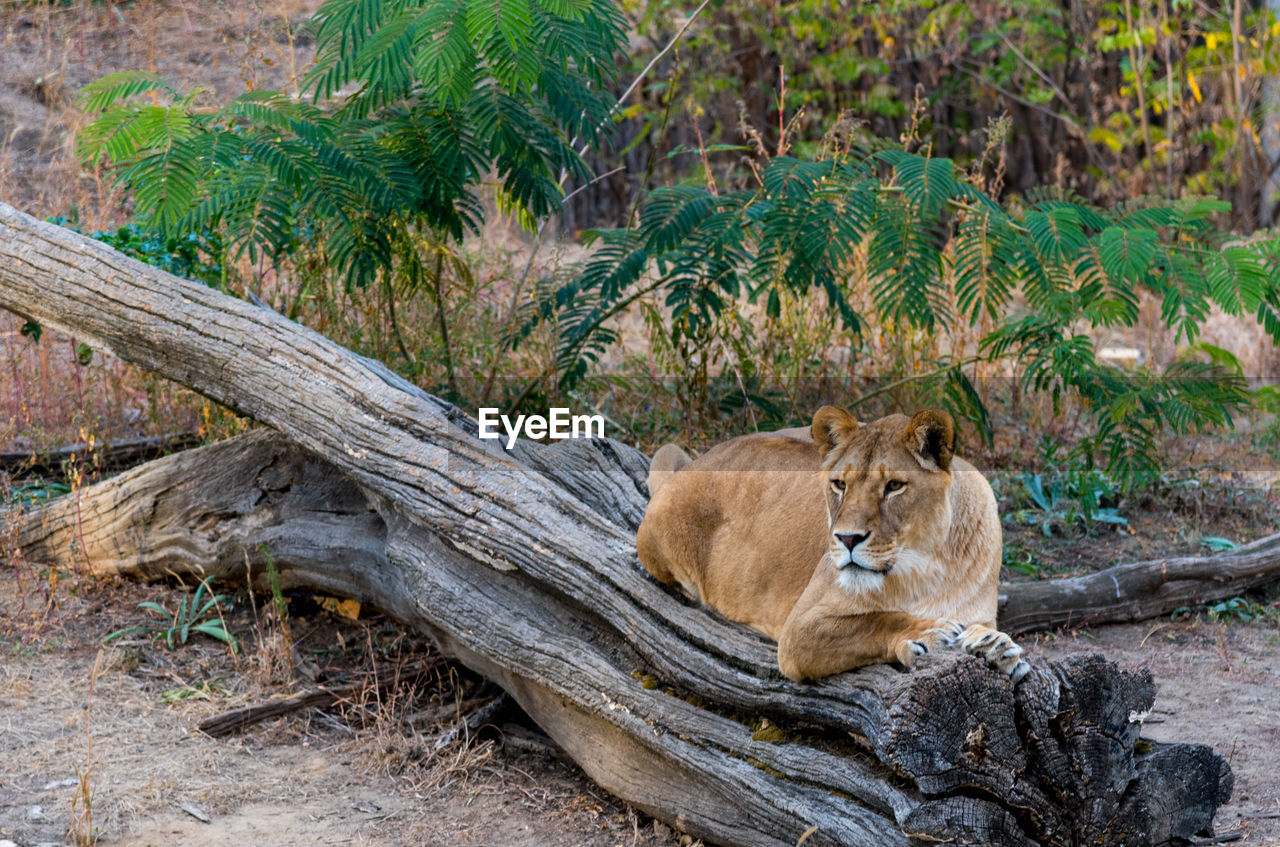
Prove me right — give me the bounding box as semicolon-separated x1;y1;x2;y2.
480;165;627;405
1125;0;1154;162
605;0;713;142
849;355;986;410
384;271;417;371
562;165;627;206
428;247;458;397
507;277;668;412
1163;1;1175;194
997;30;1070;107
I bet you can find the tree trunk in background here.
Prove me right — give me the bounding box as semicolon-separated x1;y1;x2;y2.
998;533;1280;634
0;203;1235;846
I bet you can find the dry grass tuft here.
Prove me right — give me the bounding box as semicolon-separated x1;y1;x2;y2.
67;648;105;847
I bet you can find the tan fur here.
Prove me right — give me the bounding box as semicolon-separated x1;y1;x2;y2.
636;407;1028;682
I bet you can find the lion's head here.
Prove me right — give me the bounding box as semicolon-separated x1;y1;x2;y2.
810;407;956;594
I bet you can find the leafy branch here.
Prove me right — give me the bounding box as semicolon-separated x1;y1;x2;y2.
523;146;1279;483
78;0;629;292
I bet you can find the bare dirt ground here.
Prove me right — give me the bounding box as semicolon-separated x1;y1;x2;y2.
0;570;680;847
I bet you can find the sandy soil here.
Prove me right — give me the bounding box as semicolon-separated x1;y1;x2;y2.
2;564;1277;847
0;573;679;847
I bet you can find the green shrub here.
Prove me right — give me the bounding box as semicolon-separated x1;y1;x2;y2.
523;143;1278;485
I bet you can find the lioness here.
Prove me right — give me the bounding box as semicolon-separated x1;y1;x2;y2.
636;406;1029;682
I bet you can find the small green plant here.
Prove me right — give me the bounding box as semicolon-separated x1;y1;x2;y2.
17;219;227;345
1017;472;1067;537
1015;469;1130;536
1200;536;1238;553
1067;468;1129;530
259;544;289;626
1253;386;1280;451
104;577;238;651
1205;597;1257;622
8;481;72;507
1253;415;1280;452
48;218;224;285
1172;596;1280;623
1001;544;1043;576
160;679;231;704
1014;440;1129;535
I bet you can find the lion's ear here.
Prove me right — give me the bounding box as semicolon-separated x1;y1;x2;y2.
905;410;954;472
811;406;857;458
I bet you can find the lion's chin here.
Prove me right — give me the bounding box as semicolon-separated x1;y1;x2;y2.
833;556;892;576
834;564;888;595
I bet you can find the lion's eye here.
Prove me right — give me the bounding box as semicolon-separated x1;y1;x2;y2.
884;479;906;495
830;479;846;493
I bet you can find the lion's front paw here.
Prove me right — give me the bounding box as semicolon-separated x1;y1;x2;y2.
894;636;933;669
897;620;965;669
958;625;1029;681
927;619;967;648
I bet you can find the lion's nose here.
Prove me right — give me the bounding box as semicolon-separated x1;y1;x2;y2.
835;531;868;551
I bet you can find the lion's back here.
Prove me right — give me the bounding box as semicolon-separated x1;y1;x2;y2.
636;434;828;635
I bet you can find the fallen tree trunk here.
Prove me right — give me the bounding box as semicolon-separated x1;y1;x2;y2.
999;532;1280;634
0;202;1235;846
10;428;1235;845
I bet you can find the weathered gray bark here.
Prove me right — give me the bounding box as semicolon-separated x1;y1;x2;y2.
0;202;1235;846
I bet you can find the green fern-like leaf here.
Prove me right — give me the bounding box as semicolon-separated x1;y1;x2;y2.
883;151;957;221
954;209;1018;321
77;70;182;114
1098;226;1158;287
416;2;477;106
640;187;717;253
1026;206;1086;264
